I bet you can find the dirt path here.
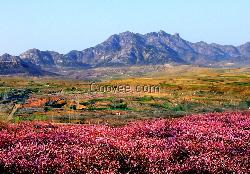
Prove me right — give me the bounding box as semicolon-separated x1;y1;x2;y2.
7;104;21;121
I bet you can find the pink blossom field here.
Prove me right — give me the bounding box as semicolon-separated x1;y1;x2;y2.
0;111;249;173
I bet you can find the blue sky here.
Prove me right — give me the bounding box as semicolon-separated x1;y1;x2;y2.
0;0;250;55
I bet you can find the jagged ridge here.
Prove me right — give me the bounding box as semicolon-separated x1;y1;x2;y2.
1;30;250;75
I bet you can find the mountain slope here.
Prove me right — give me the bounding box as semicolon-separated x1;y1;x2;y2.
78;31;250;66
0;54;54;75
18;31;250;68
0;30;250;76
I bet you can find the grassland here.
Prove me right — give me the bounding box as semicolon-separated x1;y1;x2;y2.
0;65;249;126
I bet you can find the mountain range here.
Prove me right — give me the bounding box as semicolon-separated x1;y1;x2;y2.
1;30;250;76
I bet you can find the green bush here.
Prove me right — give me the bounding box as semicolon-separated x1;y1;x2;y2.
213;108;224;112
13;115;48;122
1;88;32;104
171;102;200;112
44;106;52;112
238;100;250;109
109;99;128;110
70;105;77;110
137;96;154;102
151;102;171;109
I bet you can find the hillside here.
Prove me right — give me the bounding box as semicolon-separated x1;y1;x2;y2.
1;31;250;76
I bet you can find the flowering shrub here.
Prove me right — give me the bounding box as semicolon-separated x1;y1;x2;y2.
0;112;249;173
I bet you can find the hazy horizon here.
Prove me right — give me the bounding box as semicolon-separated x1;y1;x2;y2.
0;0;250;55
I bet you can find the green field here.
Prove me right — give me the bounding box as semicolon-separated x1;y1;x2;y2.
0;66;249;126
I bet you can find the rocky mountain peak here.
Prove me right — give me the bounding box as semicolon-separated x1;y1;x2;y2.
1;53;13;58
1;30;250;76
158;30;168;35
174;33;180;38
20;49;56;66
